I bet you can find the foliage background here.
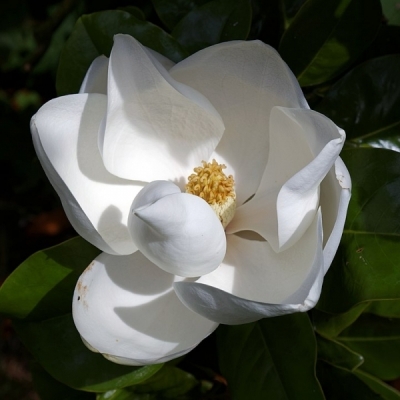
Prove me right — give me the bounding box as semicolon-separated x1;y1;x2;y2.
1;0;400;398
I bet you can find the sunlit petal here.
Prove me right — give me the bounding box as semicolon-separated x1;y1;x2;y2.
170;40;308;205
73;251;218;365
100;34;224;183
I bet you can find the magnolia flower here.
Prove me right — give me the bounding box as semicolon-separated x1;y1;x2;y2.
30;34;351;366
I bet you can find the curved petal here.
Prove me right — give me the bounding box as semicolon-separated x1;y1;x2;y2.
227;107;345;252
320;157;351;272
79;55;109;95
129;182;226;277
144;47;175;71
72;251;218;365
131;180;181;209
31;93;144;254
170;40;308;205
174;211;324;324
100;34;224;183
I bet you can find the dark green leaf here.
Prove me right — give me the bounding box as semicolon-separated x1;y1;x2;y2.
312;303;369;338
317;361;388;399
279;0;382;86
97;391;130;400
134;365;197;398
317;148;400;314
14;314;162;392
171;0;251;54
382;0;400;25
317;335;364;371
338;314;400;380
366;300;400;319
0;237;100;321
33;4;84;76
151;0;210;31
316;55;400;151
217;314;324;399
362;25;400;61
97;390;153;400
56;10;188;95
117;6;146;20
31;361;95;400
281;0;307;28
354;370;400;400
248;0;284;48
94;366;198;399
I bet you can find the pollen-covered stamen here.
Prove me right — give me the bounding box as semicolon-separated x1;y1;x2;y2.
186;159;236;228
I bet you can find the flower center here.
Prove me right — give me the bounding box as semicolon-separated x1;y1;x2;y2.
185;159;236;228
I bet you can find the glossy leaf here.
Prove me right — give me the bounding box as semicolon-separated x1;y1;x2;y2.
117;6;146;20
151;0;210;30
354;370;400;400
382;0;400;25
317;361;396;399
217;314;324;400
312;303;369;337
14;314;162;392
279;0;382;86
366;300;400;319
281;0;307;28
134;365;197;397
97;390;152;400
96;366;196;399
171;0;251;54
0;237;100;321
317;335;364;371
316;55;400;152
338;314;400;380
56;10;188;95
31;361;95;400
317;148;400;313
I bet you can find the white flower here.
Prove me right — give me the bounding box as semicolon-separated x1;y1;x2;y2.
30;34;351;366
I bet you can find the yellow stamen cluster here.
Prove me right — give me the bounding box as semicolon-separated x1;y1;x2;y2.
186;159;235;204
186;159;236;227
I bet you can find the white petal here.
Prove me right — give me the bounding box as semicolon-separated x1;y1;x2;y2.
31;94;144;254
72;251;218;365
129;181;226;277
170;40;308;205
144;47;175;71
100;34;224;183
174;211;324;324
227;107;345;252
79;55;109;95
131;180;181;209
321;157;351;272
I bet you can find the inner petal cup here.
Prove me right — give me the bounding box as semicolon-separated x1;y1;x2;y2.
72;251;218;366
129;181;226;277
100;34;225;183
170;40;308;206
227;107;345;252
174;211;323;325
